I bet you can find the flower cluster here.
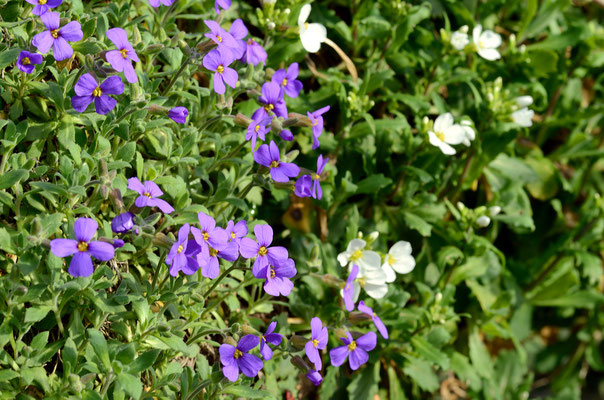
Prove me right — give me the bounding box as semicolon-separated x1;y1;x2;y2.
450;24;502;61
426;113;476;155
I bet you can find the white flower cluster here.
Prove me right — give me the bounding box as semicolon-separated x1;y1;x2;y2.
511;95;535;127
427;113;476;155
450;24;502;61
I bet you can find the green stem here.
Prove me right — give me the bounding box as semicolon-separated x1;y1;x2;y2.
203;259;242;298
161;56;191;96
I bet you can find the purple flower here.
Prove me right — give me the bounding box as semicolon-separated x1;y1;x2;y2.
166;224;190;276
256;257;297;297
294;175;312;198
202;47;238;95
244;39;267;66
246;115;272;150
305;317;328;371
127;177;174;213
220;335;263;382
358;301;388;339
148;0;174;7
229;19;248;60
295;155;328;200
169;107;188;124
50;218;115;277
111;212;135;233
71;73;124;115
306;370;323;386
272;63;303;98
25;0;61;16
329;331;376;370
307;106;330;150
32;12;82;61
226;220;248;248
253;141;300;183
259;321;283;360
183;240;202;275
343;264;359;312
215;0;231;14
239;224;288;276
280;129;293;141
105;28;139;83
252;82;288;121
191;212;229;279
204;20;239;56
16;51;43;74
112;239;125;248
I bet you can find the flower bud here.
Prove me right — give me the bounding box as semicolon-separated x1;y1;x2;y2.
267;21;275;30
321;274;344;287
15;286;28;296
168;107;188;124
146;43;165;53
476;216;491;227
290;335;308;350
435;292;443;303
241;325;258;335
157;322;170;333
234;113;252;127
152;232;174;249
290;355;309;370
111;212;135;233
224;336;238;347
489;206;501;216
230;323;241;335
349;311;371;324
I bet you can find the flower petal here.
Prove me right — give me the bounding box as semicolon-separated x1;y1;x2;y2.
50;239;78;257
87;241;115;261
68;252;94;277
238;353;263;378
74;218;98;242
329;345;349;367
52;37;73;61
32;31;53;54
237;334;260;352
59;21;83;42
99;76;125;95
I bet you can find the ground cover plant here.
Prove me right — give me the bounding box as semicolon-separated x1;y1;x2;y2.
0;0;603;398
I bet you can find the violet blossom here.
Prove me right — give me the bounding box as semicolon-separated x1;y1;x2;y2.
305;317;328;371
215;0;231;14
220;335;263;382
358;301;388;339
202;47;238;95
148;0;174;7
239;223;288;276
106;28;139;83
307;105;330;150
169;107;188;124
256;257;297;296
25;0;62;16
244;39;267;66
32;12;82;61
342;264;359;312
259;321;283;360
306;370;323;386
251;81;288;121
166;224;190;277
191;212;228;279
253;140;300;183
225;220;248;249
71;73;124;115
329;331;376;370
272;63;303;98
246;115;272;150
16;51;43;74
204;20;239;56
127;177;174;213
294;154;328;200
228;19;248;60
111;212;135;233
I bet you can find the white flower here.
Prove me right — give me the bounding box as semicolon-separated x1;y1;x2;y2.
337;239;381;270
511;108;534;127
358;264;388;299
476;216;491;227
472;24;502;61
427;113;466;155
459;120;475;147
381;241;416;283
489;206;501;216
451;30;469;50
298;4;327;53
516;96;533;108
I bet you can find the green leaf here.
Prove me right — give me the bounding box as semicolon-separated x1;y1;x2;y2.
402;355;439;392
411;336;450;369
0;228;16;253
0;169;29;190
220;385;275;399
87;329;112;371
24;306;52;323
129;349;161;374
0;48;21;69
347;360;380;400
355;174;392;194
117;373;142;400
117;142;136;163
469;328;494;380
402;210;432;237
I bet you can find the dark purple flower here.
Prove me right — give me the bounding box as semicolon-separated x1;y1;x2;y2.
226;220;248;248
148;0;174;7
343;264;359;311
295;154;328;200
259;321;283;360
220;335;263;382
204;20;239;56
329;331;376;370
306;370;323;386
166;224;190;276
358;301;388;339
272;63;303;98
183;240;202;275
239;224;288;276
112;239;125;248
215;0;231;14
169;107;188;124
25;0;62;16
71;73;124;115
16;51;43;74
229;19;248;60
246;115;272;150
251;81;288;121
280;129;293;141
106;28;139;83
111;212;135;233
307;106;330;150
256;257;297;296
32;12;82;61
191;212;229;279
50;218;115;277
294;175;312;198
253;140;300;183
305;317;328;371
244;39;267;66
202;47;238;95
127;177;174;213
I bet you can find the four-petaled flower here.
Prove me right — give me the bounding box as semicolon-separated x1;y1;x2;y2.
253;140;300;183
169;107;188;124
450;26;469;50
358;301;388;339
225;220;248;250
240;223;288;276
342;264;359;311
71;73;125;115
307;106;330;149
166;224;190;276
298;3;327;53
306;370;323;386
381;240;415;283
106;28;139;83
246;116;273;150
215;0;232;14
259;321;283;360
427;112;466;155
305;317;328;371
25;0;62;16
329;331;376;370
256;257;297;296
50;218;115;277
272;63;303;98
203;47;238;95
252;81;288;121
16;51;43;74
337;239;380;270
127;177;175;213
228;19;248;60
32;11;83;61
473;24;501;61
295;154;328;200
244;39;267;66
204;20;239;57
111;212;135;233
219;335;263;382
191;212;229;279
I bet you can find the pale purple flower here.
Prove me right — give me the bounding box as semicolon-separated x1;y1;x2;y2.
25;0;62;16
50;218;115;277
166;224;190;277
259;321;283;360
306;370;323;386
272;63;303;98
182;240;202;275
253;140;300;183
229;19;248;60
295;154;328;200
127;177;174;213
16;51;43;74
105;28;139;83
204;20;239;56
148;0;174;7
244;39;267;66
343;264;359;312
256;257;297;296
202;47;238;95
358;301;388;339
169;107;188;124
305;317;328;371
32;12;82;61
191;212;229;279
329;331;376;370
307;106;330;150
251;82;288;121
239;224;288;276
71;73;124;115
111;212;135;233
215;0;231;14
225;220;248;248
246;115;272;150
220;335;263;382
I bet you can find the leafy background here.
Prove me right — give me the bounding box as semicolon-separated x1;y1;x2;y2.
1;0;603;399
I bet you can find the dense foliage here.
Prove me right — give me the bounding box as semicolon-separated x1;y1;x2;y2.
1;0;603;399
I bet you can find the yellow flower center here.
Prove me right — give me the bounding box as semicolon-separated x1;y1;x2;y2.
270;268;276;278
209;247;218;257
282;78;288;87
233;349;242;359
304;22;309;30
216;35;223;43
202;232;210;241
313;173;320;181
22;57;31;65
217;65;224;74
92;87;102;97
177;245;183;254
344;284;350;291
436;131;445;142
350;249;363;262
230;232;236;239
270;161;279;168
254;125;260;132
313;118;318;126
372;312;377;317
51;29;60;39
119;48;128;59
77;241;88;252
388;254;396;266
143;192;152;198
312;339;319;348
264;103;274;112
348;341;357;351
258;246;268;256
38;0;47;4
